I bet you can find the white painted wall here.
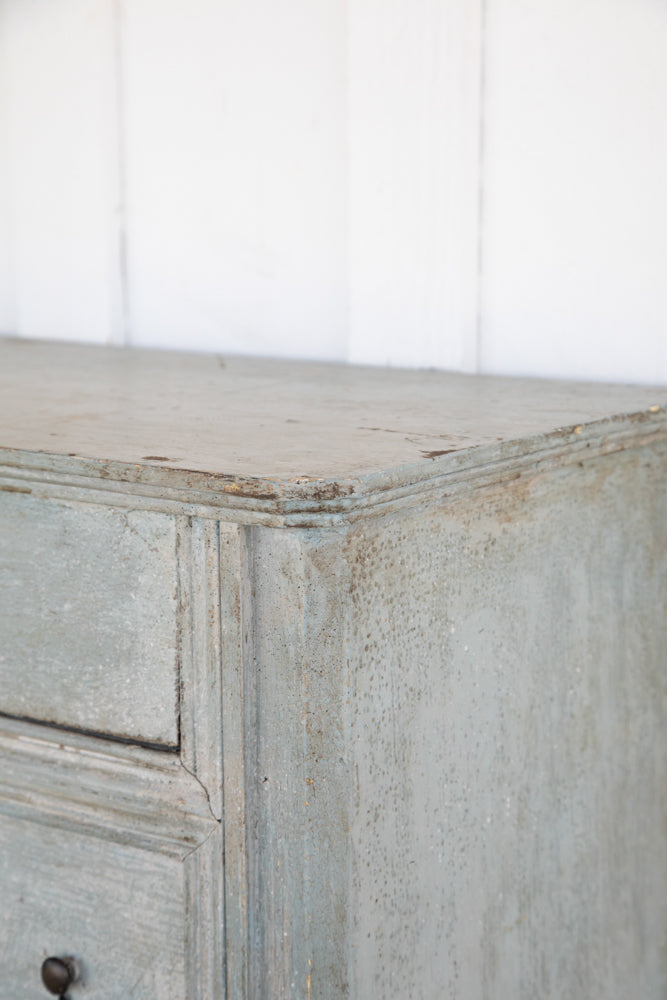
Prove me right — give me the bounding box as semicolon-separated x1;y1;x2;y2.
481;0;667;383
0;0;121;343
1;0;666;382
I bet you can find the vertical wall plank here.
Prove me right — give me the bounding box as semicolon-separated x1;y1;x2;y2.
1;0;122;344
480;0;667;383
347;0;484;371
121;0;347;360
0;9;14;336
5;0;666;381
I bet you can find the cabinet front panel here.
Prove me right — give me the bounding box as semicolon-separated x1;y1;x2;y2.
0;812;186;999
0;492;179;745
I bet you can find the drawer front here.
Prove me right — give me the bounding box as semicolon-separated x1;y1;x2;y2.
0;717;222;1000
0;813;211;1000
0;492;179;745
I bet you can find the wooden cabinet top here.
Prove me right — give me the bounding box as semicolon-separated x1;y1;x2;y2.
1;337;665;520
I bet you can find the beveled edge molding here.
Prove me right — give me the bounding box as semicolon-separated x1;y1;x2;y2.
0;411;665;526
184;823;225;1000
0;717;217;856
177;516;228;821
220;525;251;1000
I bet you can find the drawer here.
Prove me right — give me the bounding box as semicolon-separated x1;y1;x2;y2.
0;492;179;746
0;814;220;1000
0;720;221;1000
2;815;185;999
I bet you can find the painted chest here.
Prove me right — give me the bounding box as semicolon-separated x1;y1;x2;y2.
0;339;665;999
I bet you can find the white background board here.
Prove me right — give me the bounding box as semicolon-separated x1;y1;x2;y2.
1;0;666;382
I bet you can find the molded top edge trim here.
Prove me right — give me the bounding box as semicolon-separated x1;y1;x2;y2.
1;410;665;522
2;339;666;519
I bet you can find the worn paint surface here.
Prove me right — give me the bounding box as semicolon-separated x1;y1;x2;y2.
0;339;666;522
0;341;665;999
1;814;187;999
0;492;179;744
0;716;221;1000
239;526;351;999
229;442;667;999
343;442;667;999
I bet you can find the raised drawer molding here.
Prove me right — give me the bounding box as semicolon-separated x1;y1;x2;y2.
0;339;665;1000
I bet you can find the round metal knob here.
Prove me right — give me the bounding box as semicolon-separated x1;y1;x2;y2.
41;956;77;995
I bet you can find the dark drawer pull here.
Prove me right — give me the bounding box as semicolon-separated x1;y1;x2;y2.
41;956;78;996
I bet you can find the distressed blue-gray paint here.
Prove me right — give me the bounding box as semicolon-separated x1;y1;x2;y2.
0;340;665;999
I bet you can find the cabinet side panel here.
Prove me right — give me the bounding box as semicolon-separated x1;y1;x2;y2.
346;443;667;1000
244;526;351;999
